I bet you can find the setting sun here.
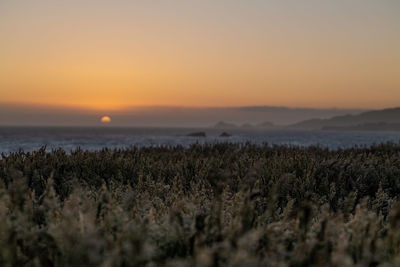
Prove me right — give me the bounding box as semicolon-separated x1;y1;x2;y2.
100;116;111;123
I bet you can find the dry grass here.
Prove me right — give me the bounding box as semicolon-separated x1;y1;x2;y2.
1;143;400;266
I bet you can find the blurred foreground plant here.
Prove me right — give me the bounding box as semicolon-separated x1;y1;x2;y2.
0;143;400;266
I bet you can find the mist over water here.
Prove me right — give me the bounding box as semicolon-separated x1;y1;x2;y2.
1;127;399;155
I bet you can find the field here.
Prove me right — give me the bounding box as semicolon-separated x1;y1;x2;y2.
1;143;400;266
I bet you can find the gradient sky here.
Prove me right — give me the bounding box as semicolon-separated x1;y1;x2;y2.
1;0;399;111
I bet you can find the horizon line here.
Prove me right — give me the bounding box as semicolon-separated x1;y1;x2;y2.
0;101;383;112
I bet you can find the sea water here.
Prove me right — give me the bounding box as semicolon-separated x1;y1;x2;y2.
0;126;400;154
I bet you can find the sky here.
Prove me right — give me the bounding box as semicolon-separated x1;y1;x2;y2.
1;0;399;117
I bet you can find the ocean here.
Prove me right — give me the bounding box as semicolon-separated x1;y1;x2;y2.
1;126;400;154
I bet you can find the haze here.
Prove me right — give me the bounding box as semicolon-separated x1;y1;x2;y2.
0;103;367;127
1;0;399;124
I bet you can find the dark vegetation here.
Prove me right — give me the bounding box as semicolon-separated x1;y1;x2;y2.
1;143;400;266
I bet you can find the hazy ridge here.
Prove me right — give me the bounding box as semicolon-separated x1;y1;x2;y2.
0;103;366;127
290;107;400;131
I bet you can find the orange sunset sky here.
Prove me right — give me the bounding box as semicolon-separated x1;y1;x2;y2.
1;0;399;111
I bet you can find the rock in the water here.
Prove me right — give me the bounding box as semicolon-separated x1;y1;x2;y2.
219;132;231;137
187;132;206;137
